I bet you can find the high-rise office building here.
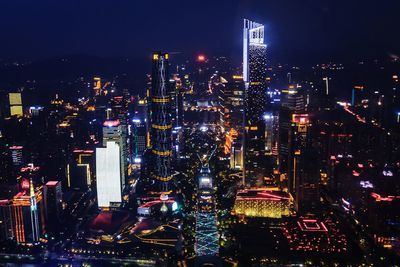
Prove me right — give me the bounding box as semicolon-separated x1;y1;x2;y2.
20;163;41;186
131;118;147;157
96;141;122;208
8;93;23;117
9;145;23;166
243;19;268;186
93;77;102;96
230;141;244;171
264;113;274;155
243;19;267;123
169;77;184;160
50;94;63;111
43;181;62;233
219;75;245;131
277;85;306;176
0;200;14;241
281;84;306;113
130;96;149;159
67;149;94;191
11;181;45;245
110;96;131;163
150;52;172;193
103;120;127;185
169;76;184;128
28;106;44;117
111;96;130;155
288;114;319;213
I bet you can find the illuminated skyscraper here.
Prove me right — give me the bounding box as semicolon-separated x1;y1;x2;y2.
243;19;267;122
11;181;45;245
169;76;184;128
96;141;122;208
131;118;147;157
230;141;244;171
131;96;149;157
219;75;245;131
277;85;304;175
93;77;101;96
43;181;62;233
264;112;277;156
67;149;94;191
289;114;319;213
243;19;268;185
8;93;23;117
169;77;184;160
150;52;172;193
9;145;23;166
103;120;127;184
20;163;41;186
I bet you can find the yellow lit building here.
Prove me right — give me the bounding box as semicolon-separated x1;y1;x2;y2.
233;188;291;218
93;77;101;96
11;184;46;245
9;93;23;117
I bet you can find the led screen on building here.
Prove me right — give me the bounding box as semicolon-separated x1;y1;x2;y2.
9;93;22;105
96;142;122;208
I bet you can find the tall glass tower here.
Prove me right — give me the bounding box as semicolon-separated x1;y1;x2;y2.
243;19;268;186
243;19;267;126
150;52;172;192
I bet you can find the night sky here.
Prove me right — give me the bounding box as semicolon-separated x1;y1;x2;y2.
1;0;399;63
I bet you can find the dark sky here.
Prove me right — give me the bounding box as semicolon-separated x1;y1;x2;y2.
1;0;399;63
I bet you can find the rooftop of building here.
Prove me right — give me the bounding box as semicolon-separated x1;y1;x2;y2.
236;188;290;201
103;120;120;127
87;210;135;235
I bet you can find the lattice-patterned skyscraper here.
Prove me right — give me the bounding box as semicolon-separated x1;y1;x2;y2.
150;52;172;192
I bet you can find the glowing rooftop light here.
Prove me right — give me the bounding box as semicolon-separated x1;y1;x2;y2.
263;114;273;120
103;120;120;127
371;192;400;202
360;181;374;188
197;55;206;62
383;170;393;177
200;126;208;132
160;194;169;202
